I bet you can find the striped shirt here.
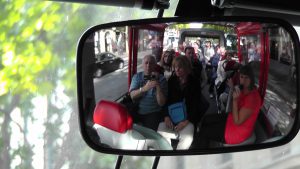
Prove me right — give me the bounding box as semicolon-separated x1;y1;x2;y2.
129;72;168;115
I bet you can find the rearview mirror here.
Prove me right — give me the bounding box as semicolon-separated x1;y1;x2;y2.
77;17;300;155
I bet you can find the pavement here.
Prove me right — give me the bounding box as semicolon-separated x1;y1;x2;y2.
267;59;296;102
263;59;296;135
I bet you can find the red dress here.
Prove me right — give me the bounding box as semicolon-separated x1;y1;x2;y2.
224;88;262;144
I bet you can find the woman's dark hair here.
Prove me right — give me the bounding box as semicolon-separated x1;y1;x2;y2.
225;52;233;58
239;64;255;90
184;46;195;53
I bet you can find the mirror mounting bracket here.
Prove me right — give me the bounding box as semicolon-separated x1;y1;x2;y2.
114;155;160;169
50;0;170;10
175;0;224;17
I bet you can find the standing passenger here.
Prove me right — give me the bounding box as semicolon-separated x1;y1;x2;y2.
148;35;162;62
208;46;225;98
204;41;215;67
184;46;207;89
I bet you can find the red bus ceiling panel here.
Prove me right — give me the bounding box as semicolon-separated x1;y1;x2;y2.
236;22;262;35
133;23;167;31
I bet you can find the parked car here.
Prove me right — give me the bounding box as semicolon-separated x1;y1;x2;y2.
280;53;292;65
94;52;124;77
290;63;296;81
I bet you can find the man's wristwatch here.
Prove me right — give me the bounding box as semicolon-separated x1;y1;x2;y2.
139;87;143;93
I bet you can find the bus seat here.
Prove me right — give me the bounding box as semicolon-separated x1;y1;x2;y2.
262;136;283;143
223;132;256;147
93;100;146;150
255;109;284;144
93;100;133;133
252;115;268;143
93;100;172;150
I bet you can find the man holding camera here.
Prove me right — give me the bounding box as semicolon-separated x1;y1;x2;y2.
129;54;168;130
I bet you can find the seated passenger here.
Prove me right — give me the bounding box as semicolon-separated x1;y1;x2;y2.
215;52;239;111
218;62;240;112
215;52;235;86
157;49;175;80
157;56;206;150
129;55;167;131
195;64;262;148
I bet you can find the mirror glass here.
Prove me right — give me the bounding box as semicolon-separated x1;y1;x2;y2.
78;19;298;152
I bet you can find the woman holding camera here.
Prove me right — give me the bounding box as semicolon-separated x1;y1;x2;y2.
195;64;262;148
129;54;168;131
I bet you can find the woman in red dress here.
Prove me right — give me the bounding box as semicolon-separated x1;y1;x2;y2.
195;64;262;148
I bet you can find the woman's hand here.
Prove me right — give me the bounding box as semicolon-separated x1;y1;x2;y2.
233;86;241;101
164;117;174;129
175;120;189;132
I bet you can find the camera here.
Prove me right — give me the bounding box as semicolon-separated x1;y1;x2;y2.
239;84;244;90
144;74;158;81
234;84;244;92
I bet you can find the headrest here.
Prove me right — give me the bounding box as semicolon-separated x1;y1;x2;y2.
225;60;239;71
93;100;133;133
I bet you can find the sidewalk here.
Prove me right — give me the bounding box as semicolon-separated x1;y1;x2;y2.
116;49;153;60
267;59;296;102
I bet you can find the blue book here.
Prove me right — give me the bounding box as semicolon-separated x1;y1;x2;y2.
168;101;187;124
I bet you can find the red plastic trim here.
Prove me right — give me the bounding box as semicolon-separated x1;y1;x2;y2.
93;100;133;133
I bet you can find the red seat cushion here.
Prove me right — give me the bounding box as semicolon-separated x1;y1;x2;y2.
93;100;133;133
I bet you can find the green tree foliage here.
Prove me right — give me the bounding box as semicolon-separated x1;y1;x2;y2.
0;1;158;169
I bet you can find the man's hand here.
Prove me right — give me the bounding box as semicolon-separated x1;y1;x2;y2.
143;80;158;91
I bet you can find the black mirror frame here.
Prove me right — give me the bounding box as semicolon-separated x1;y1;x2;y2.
77;16;300;156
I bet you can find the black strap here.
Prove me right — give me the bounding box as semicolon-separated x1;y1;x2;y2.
115;155;123;169
152;156;160;169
